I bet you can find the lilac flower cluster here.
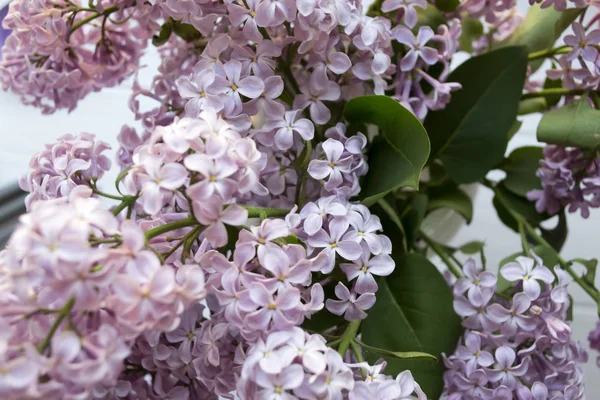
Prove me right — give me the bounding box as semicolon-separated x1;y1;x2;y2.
0;0;158;113
124;0;462;129
588;320;600;368
0;187;205;399
527;145;600;218
444;255;588;399
19;133;112;209
237;327;427;399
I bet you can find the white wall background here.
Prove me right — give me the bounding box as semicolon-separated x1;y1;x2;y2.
1;1;600;396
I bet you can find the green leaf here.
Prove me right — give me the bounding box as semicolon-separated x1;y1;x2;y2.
152;20;173;46
508;120;523;141
435;0;459;13
355;340;438;361
566;294;574;321
376;199;408;252
401;194;428;249
459;17;484;53
537;97;600;149
518;98;548;115
531;244;561;269
345;96;430;206
497;5;583;70
502;146;543;197
540;211;568;252
415;4;445;30
424;47;528;183
362;253;462;398
544;72;563;107
427;184;473;223
172;20;202;42
492;183;551;232
572;258;598;288
460;241;485;254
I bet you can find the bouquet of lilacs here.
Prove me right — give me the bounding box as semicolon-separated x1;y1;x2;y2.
4;0;600;398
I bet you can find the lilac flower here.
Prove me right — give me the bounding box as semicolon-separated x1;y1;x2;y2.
487;293;537;335
307;217;363;264
453;369;491;398
551;266;572;304
192;200;248;248
212;60;265;113
381;0;427;28
308;139;353;190
454;332;494;372
309;351;354;398
500;255;554;300
299;196;347;235
255;364;305;398
454;258;497;307
392;26;439;71
227;0;262;42
453;294;498;332
176;67;224;115
262;109;315;151
245;283;301;330
255;0;297;27
340;246;394;294
294;72;341;124
326;282;376;321
564;22;600;62
185;155;238;200
487;346;529;390
244;75;286;118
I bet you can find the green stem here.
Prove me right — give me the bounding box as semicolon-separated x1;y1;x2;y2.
69;5;119;36
524;223;600;302
91;187;125;201
164;225;201;259
518;220;531;254
521;88;587;100
244;206;290;218
419;231;463;278
37;296;75;353
528;46;571;62
112;196;135;216
485;179;600;303
337;321;361;357
145;217;198;240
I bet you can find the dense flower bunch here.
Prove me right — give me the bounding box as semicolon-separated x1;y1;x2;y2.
0;187;205;399
19;133;112;209
2;93;415;398
527;145;600;218
0;0;159;113
6;0;600;398
444;255;588;399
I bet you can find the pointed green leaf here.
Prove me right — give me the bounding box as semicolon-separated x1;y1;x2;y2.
344;95;430;206
502;146;543;197
362;253;462;398
356;340;438;361
497;5;583;70
537;97;600;149
424;47;528;183
427;184;473;223
460;241;485;254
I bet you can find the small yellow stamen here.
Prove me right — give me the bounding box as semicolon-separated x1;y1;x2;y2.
258;237;266;244
231;83;238;91
361;265;368;272
268;303;277;310
278;275;286;281
250;10;256;17
275;386;282;394
208;175;216;182
330;243;338;248
188;332;195;339
329;161;335;168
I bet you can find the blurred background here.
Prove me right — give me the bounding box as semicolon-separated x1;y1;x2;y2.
1;0;599;395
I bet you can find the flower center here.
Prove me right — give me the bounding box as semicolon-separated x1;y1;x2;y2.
330;243;338;248
361;265;368;272
231;83;238;91
268;303;277;310
208;175;216;182
275;386;282;394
